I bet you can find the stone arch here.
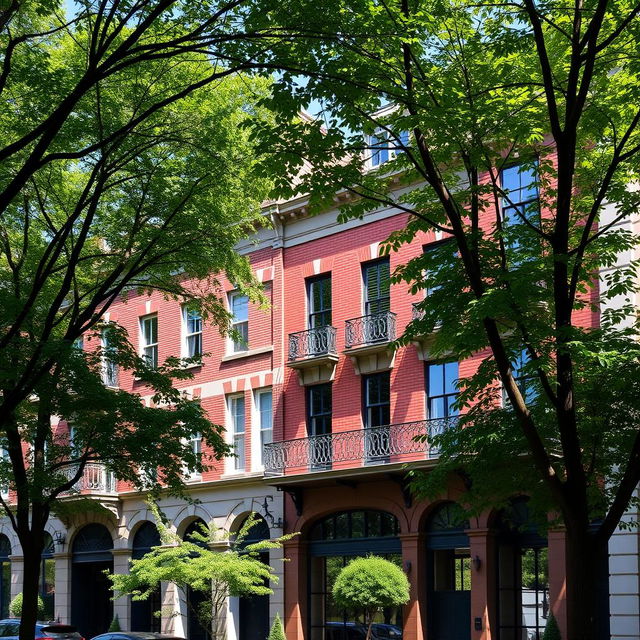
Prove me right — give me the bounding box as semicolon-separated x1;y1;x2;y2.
174;505;213;539
66;511;118;552
292;493;409;537
0;524;19;555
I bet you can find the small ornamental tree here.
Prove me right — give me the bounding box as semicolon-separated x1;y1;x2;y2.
332;557;409;640
543;614;562;640
268;613;286;640
110;507;296;640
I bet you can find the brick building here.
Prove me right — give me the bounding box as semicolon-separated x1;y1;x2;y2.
0;157;627;640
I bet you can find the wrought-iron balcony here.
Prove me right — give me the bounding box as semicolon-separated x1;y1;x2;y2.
345;311;396;349
288;326;337;361
62;463;118;495
263;417;456;476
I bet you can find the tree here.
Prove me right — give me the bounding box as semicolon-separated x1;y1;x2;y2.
268;613;286;640
332;556;409;640
0;3;283;638
110;509;295;640
248;0;640;638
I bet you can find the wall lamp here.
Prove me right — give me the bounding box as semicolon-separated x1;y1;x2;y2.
472;555;482;571
53;531;66;550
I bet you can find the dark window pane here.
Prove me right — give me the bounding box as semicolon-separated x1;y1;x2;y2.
335;513;349;539
351;511;365;538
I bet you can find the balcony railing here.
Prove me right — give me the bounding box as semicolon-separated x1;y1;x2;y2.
412;302;424;321
263;417;456;475
62;463;117;495
345;311;396;349
289;326;337;361
102;360;119;388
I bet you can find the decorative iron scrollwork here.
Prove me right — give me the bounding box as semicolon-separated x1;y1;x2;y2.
345;311;396;348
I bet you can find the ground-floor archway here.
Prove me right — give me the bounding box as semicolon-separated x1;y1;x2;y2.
184;519;211;640
71;524;114;639
426;502;471;640
131;522;161;632
238;516;271;640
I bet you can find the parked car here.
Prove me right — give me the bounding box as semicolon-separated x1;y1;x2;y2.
325;622;402;640
0;620;83;640
91;633;184;640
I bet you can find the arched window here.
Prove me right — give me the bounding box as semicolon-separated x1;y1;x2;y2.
0;535;11;618
496;497;548;639
40;533;55;619
309;511;402;640
72;523;113;562
425;502;471;640
131;522;161;632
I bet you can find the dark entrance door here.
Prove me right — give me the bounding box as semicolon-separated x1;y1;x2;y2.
238;517;270;640
131;522;162;632
183;520;210;640
71;523;114;640
426;503;471;640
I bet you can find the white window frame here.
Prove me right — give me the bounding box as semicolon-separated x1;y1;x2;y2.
227;394;246;472
228;291;249;353
183;432;202;481
100;327;118;388
182;306;203;359
252;389;273;471
367;128;409;168
140;314;159;368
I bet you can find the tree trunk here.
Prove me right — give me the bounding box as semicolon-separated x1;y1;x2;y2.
564;526;607;640
19;535;43;640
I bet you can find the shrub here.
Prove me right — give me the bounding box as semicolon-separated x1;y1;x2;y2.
108;615;121;632
543;613;562;640
332;556;410;640
9;593;46;619
268;612;286;640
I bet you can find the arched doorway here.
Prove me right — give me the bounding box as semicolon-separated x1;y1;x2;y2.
496;498;549;639
425;502;471;640
71;524;114;639
40;533;55;620
131;522;161;632
0;535;11;618
183;519;210;640
308;510;402;640
237;516;270;640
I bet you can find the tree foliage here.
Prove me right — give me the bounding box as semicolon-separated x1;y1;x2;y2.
110;509;295;640
0;2;285;639
332;557;409;640
246;0;640;636
8;593;45;620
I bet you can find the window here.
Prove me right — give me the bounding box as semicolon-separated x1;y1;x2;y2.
229;292;249;352
500;162;540;256
363;259;390;315
0;449;8;499
363;372;390;428
307;384;332;470
229;395;245;471
185;432;202;479
183;307;203;358
308;275;332;328
427;362;459;419
308;384;332;436
506;349;537;405
368;129;410;167
140;315;158;368
100;327;118;387
40;533;55;620
256;390;273;466
69;425;79;456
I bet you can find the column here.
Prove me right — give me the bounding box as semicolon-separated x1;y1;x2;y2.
547;528;567;640
400;533;424;640
53;552;72;623
9;555;23;603
111;548;131;630
467;529;496;640
283;539;307;640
